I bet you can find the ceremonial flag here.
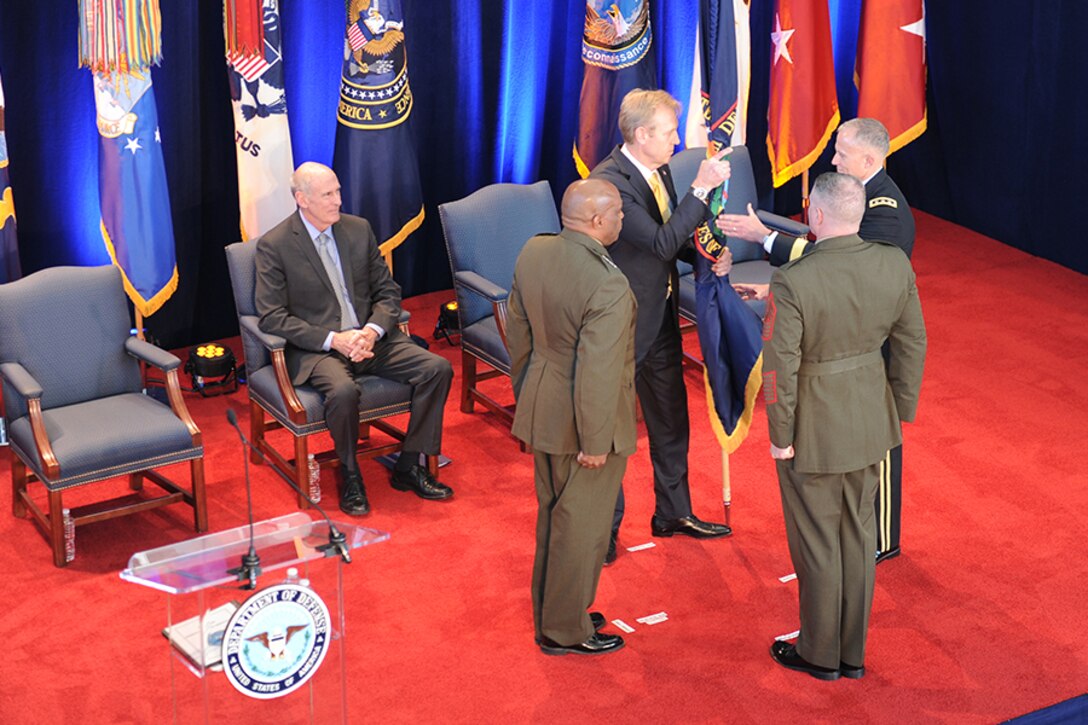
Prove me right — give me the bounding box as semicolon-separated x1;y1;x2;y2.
767;0;839;188
332;0;423;259
0;68;21;284
686;0;750;149
856;0;927;154
574;1;656;178
224;0;295;240
79;0;177;317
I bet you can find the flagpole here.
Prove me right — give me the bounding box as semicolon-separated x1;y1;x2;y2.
722;449;731;529
801;169;810;224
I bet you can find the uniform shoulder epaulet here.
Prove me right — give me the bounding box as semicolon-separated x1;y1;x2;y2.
869;196;898;209
599;252;619;271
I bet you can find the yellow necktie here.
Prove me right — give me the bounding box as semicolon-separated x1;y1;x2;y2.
649;172;672;223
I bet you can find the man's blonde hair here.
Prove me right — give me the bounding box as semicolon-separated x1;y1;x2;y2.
618;89;682;144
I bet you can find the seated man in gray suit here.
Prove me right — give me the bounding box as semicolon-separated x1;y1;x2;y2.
255;162;454;516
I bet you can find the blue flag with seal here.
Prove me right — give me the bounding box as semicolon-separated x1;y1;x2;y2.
574;0;656;178
0;68;21;284
332;0;424;260
92;71;178;317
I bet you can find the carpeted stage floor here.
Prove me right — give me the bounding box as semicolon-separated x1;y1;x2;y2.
1;211;1086;723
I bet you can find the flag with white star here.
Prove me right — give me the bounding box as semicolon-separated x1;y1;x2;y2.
0;66;22;284
857;0;927;155
332;0;423;262
225;0;295;241
766;0;839;188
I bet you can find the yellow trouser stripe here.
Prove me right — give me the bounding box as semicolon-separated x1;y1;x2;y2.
877;450;891;548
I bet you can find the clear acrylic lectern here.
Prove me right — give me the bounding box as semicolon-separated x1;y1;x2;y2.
121;512;389;723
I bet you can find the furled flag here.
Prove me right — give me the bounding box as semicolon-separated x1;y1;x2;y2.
332;0;424;260
685;0;750;149
78;0;177;317
767;0;840;188
0;68;21;284
574;0;656;178
225;0;295;240
856;0;927;154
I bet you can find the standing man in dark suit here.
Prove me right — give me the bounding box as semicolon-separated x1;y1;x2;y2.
255;162;454;516
722;118;914;563
763;172;926;680
507;179;637;656
589;89;733;561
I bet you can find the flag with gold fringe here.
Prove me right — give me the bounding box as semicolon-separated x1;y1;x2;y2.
0;68;21;284
574;0;656;178
856;0;927;155
332;0;424;260
766;0;839;188
79;0;177;318
224;0;295;240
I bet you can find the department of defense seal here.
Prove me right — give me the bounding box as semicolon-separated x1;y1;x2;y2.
221;583;331;699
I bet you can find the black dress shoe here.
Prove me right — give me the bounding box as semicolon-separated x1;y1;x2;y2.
651;514;732;539
875;546;901;565
839;662;865;679
539;632;624;656
391;464;454;500
603;535;618;566
536;613;607;645
590;612;606;631
770;641;840;681
338;471;370;516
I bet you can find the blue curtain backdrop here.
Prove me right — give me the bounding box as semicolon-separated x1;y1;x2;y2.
0;1;1085;348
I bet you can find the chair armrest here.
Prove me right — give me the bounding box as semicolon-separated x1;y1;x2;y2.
398;309;411;336
240;315;286;350
125;336;182;372
454;271;509;303
0;362;43;400
756;210;810;239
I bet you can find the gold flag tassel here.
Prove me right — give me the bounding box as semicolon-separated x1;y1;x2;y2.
78;0;164;74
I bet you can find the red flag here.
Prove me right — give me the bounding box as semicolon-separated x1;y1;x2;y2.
856;0;927;154
766;0;839;188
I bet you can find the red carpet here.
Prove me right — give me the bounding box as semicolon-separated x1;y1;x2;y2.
2;211;1086;723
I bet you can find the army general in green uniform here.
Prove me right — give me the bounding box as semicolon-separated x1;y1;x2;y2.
507;179;637;656
763;173;926;680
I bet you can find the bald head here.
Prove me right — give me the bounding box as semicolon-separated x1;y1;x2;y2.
291;162;342;230
561;179;624;246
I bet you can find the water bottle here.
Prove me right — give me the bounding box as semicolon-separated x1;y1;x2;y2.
284;566;300;585
307;454;321;503
63;508;75;562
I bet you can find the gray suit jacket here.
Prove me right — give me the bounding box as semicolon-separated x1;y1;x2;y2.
254;211;404;385
763;234;926;473
506;229;637;457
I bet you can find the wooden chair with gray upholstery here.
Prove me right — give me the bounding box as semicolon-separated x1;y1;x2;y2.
438;180;560;430
0;265;208;567
224;240;434;509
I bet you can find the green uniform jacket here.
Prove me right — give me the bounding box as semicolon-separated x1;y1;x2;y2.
763;234;926;474
507;229;638;457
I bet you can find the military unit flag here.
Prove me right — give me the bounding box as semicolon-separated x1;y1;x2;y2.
332;0;424;259
574;0;656;178
79;0;177;317
856;0;927;154
224;0;295;241
0;68;21;284
766;0;840;188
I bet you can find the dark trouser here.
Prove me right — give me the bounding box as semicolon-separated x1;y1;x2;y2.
308;334;453;475
533;451;627;645
612;309;692;533
876;444;903;556
777;459;880;670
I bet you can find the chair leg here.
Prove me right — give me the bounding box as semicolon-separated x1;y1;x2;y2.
11;455;28;518
191;457;208;532
248;398;264;465
129;472;144;491
425;453;439;477
359;422;371;441
461;350;476;413
49;490;66;568
294;435;310;509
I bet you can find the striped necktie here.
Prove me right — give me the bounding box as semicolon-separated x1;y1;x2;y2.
649;171;672;223
316;232;360;331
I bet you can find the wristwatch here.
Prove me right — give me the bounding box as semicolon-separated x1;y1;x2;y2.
692;186;709;202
